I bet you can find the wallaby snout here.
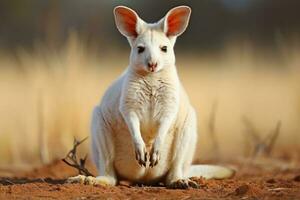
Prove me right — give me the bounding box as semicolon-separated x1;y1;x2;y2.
147;61;158;72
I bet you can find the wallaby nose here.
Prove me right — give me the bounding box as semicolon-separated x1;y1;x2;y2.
147;62;158;72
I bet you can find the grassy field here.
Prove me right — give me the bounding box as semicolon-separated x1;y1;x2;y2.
0;35;300;168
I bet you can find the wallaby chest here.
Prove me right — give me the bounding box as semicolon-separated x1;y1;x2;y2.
123;75;179;140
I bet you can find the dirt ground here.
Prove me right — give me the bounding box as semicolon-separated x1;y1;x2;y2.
0;157;300;200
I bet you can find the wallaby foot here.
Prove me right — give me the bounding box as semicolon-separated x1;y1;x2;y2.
167;178;199;189
164;108;198;189
66;175;116;186
66;175;86;184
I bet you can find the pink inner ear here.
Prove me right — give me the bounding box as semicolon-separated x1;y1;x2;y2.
167;9;188;37
118;9;138;37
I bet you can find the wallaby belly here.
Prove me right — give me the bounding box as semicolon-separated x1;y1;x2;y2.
112;123;175;183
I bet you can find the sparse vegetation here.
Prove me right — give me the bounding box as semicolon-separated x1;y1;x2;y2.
0;35;300;168
1;1;300;198
62;137;93;177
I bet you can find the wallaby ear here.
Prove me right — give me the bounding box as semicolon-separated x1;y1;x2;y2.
162;6;191;37
114;6;143;38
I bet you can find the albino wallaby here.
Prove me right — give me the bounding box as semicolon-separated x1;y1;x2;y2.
68;5;234;189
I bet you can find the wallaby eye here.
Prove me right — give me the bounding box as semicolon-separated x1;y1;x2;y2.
137;46;145;54
161;46;167;53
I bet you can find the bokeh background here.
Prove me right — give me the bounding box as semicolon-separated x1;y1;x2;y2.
0;0;300;169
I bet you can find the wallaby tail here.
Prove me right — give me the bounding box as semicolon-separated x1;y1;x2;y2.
188;165;235;179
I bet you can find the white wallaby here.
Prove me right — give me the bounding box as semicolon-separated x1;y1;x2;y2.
67;5;234;189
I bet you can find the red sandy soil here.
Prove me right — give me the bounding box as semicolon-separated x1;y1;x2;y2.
0;157;300;200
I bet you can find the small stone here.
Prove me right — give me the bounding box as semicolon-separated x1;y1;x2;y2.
266;178;276;184
293;175;300;182
235;184;249;196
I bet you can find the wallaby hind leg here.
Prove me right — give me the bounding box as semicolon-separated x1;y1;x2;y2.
166;108;198;189
67;106;117;186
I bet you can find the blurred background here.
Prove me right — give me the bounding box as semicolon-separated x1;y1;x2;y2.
0;0;300;169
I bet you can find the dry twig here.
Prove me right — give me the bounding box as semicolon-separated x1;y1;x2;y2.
264;121;281;155
62;137;94;176
242;116;281;158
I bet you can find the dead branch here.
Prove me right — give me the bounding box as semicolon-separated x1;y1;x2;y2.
241;116;265;157
264;120;281;155
241;116;261;144
241;116;282;158
62;137;94;176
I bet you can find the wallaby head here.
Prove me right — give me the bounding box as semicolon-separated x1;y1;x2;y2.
114;6;191;73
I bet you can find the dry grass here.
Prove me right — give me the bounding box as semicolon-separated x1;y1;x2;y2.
0;34;300;167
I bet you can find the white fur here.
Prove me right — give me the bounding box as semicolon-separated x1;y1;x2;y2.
69;6;234;188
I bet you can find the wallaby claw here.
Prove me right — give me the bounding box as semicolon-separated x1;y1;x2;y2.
135;144;147;167
149;150;160;168
167;178;200;189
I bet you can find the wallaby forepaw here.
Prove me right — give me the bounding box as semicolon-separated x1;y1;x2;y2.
167;178;199;189
149;139;161;167
149;149;160;167
134;143;147;167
